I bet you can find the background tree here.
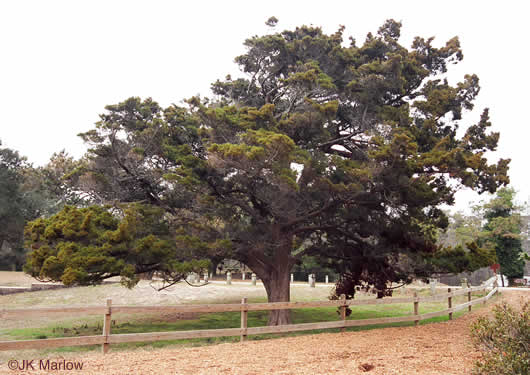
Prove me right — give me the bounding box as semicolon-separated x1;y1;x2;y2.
0;141;86;270
480;187;525;286
0;140;28;269
26;20;509;325
438;211;482;248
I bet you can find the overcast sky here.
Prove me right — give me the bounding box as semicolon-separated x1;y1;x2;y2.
1;0;528;212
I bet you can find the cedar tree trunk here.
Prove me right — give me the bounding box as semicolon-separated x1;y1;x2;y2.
246;237;294;326
261;264;292;325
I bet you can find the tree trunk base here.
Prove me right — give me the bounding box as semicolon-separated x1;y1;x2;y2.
267;309;292;326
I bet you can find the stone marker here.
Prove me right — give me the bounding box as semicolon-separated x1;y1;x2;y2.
429;278;437;295
309;274;316;288
251;273;257;285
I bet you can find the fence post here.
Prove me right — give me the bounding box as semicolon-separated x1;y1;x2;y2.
413;292;419;326
340;294;347;332
448;288;452;320
240;297;248;342
102;298;112;354
226;272;232;285
467;287;472;312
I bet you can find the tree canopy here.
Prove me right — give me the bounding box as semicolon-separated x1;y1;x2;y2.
24;19;509;325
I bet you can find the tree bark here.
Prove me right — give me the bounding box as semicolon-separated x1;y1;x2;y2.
261;265;292;325
209;257;222;276
244;235;294;326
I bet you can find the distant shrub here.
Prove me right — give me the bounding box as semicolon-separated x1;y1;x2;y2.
470;300;529;375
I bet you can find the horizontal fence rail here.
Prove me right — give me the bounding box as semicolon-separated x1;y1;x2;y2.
0;285;498;353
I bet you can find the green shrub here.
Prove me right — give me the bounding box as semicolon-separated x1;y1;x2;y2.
471;301;529;375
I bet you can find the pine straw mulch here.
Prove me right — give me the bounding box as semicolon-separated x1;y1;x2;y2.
3;290;528;375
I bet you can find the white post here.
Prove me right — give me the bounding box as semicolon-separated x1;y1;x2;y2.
226;272;232;285
430;278;437;295
309;274;315;288
242;272;246;281
325;275;329;284
251;273;257;285
204;272;209;283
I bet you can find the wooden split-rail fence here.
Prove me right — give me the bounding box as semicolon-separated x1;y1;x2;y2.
0;285;498;354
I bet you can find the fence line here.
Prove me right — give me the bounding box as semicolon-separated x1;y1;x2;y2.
0;284;498;353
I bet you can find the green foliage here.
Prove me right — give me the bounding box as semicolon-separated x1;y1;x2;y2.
421;242;494;275
480;187;525;283
471;301;529;375
76;97;206;207
24;205;209;287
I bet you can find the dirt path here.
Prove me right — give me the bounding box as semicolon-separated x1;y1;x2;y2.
1;290;527;375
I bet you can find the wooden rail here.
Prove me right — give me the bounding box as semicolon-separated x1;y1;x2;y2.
0;285;498;353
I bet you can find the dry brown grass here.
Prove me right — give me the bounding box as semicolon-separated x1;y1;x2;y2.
0;271;36;286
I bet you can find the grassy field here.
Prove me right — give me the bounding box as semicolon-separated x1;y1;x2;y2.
0;272;493;360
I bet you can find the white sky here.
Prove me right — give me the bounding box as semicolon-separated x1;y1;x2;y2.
1;0;529;212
